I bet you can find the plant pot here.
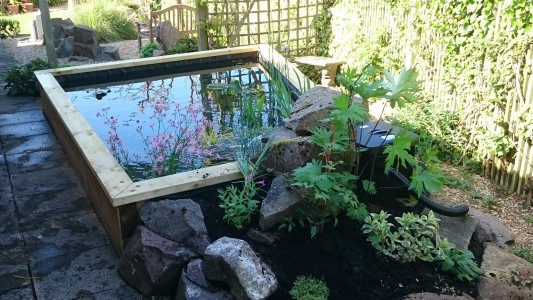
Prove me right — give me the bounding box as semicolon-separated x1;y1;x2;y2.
7;4;20;15
21;3;33;13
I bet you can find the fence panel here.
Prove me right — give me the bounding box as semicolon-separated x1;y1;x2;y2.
206;0;322;56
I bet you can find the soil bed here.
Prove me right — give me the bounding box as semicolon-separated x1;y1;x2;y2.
165;183;477;300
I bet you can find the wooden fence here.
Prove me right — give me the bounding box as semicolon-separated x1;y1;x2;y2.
353;0;533;195
205;0;323;56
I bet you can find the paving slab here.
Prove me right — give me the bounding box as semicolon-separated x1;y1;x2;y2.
2;133;60;156
0;121;54;139
10;167;80;198
15;186;93;229
6;148;67;174
0;155;11;195
0;110;45;127
23;212;110;262
0;216;31;293
0;96;40;114
0;191;14;216
31;246;139;299
0;286;35;300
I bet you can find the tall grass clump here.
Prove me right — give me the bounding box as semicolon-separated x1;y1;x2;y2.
73;0;136;43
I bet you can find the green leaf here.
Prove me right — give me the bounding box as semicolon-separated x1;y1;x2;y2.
409;166;444;197
383;68;420;108
383;131;416;171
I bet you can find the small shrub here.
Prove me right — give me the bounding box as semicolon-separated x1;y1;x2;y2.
0;18;20;38
73;0;136;43
289;275;329;300
165;36;198;55
4;58;52;96
140;42;161;58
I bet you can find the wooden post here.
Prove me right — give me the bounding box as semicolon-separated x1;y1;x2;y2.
196;0;208;51
39;0;58;67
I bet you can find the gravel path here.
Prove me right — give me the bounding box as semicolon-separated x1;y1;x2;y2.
2;36;143;65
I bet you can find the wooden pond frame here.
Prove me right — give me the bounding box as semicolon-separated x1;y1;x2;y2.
35;44;312;253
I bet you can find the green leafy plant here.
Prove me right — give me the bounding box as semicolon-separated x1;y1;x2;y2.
140;42;161;58
73;0;136;43
4;58;51;96
0;18;20;37
363;210;484;281
289;275;330;300
165;36;198;55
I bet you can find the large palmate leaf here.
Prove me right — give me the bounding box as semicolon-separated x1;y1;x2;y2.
383;68;420;108
383;131;416;171
409;166;444;197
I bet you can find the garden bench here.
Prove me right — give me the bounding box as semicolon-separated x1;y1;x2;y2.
293;56;344;87
148;4;196;43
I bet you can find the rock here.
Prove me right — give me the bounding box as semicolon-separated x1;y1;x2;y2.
285;86;341;136
68;55;90;62
102;45;120;60
153;49;165;57
94;53;114;62
156;20;184;51
246;228;279;245
176;259;234;300
469;208;515;249
55;36;74;59
403;292;475;299
73;24;99;45
203;237;278;300
118;225;199;296
50;18;73;46
260;127;319;174
259;175;304;230
436;212;478;250
477;243;533;299
140;199;211;254
74;42;101;59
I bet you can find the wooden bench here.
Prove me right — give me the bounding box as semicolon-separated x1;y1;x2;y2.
293;56;345;87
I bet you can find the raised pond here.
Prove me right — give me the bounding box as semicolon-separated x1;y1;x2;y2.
35;45;312;253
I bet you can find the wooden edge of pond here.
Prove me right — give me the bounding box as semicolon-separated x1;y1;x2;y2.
112;162;243;206
49;45;261;76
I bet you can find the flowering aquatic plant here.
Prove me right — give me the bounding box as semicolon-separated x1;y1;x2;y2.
97;100;214;180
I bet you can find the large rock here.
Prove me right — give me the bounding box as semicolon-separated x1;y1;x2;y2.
285;86;341;136
140;199;211;254
259;175;304;230
477;243;533;299
437;212;478;250
102;45;120;60
260;127;319;174
50;18;74;46
74;42;101;59
176;259;234;300
55;36;74;58
118;225;199;296
73;24;99;45
94;53;114;62
156;20;184;51
203;237;278;300
469;208;515;249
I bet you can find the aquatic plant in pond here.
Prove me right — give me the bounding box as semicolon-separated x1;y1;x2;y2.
97;100;214;180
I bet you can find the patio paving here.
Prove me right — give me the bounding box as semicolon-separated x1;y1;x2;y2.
0;40;139;299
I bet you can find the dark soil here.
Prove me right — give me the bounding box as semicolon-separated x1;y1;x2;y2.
169;183;478;300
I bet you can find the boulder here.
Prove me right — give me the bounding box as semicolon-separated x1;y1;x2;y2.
118;225;199;296
469;208;515;249
50;18;74;46
102;45;120;60
203;237;278;300
246;228;279;245
176;259;234;300
55;36;74;59
477;243;533;299
260;127;319;174
285;86;341;136
68;55;90;62
94;53;114;62
74;42;101;59
436;212;478;250
140;199;211;254
156;20;184;51
259;175;304;230
73;24;99;45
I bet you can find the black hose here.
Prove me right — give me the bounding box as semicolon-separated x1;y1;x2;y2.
386;168;469;217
